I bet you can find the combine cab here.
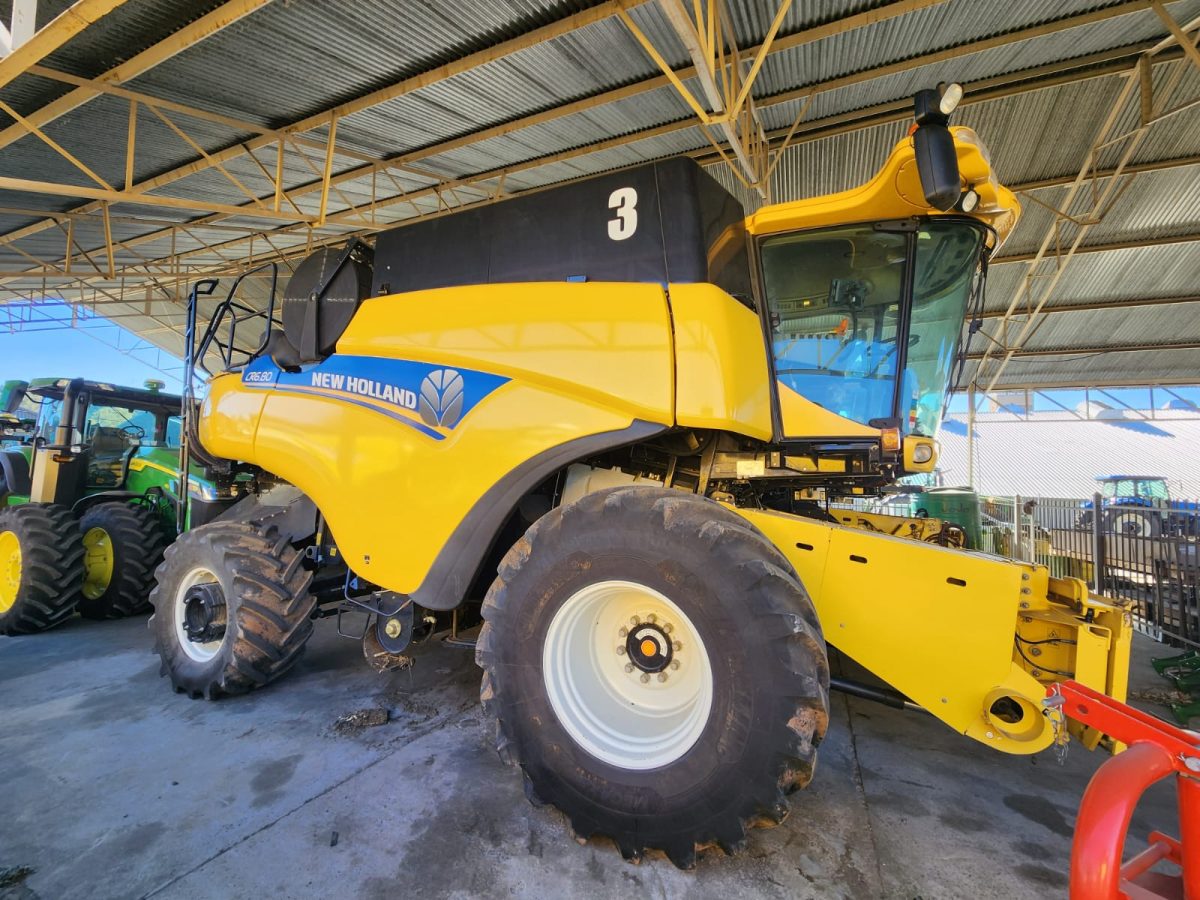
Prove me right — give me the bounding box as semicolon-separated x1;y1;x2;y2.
153;86;1130;866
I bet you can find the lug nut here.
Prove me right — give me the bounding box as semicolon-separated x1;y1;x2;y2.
672;641;682;652
657;673;668;683
630;615;640;626
669;660;680;670
624;664;635;673
618;626;628;637
616;646;626;656
646;613;657;624
663;623;673;634
640;673;650;684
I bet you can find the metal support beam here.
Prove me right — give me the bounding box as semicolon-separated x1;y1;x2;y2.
972;10;1200;393
1010;154;1200;192
2;0;38;55
0;0;127;91
992;231;1200;265
0;175;314;221
977;294;1200;318
965;341;1200;360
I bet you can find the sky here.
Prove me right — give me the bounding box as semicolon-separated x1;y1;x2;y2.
0;302;184;393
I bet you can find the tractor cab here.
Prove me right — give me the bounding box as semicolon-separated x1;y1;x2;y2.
1097;475;1171;505
3;377;184;508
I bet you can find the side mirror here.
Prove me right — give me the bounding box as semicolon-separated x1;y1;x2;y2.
911;85;962;212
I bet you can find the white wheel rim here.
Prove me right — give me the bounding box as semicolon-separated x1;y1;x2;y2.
542;579;713;771
175;566;223;662
1113;513;1149;536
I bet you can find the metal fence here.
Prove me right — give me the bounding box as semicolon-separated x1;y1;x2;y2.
832;492;1200;649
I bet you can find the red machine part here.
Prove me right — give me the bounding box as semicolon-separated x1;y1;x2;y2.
1047;680;1200;899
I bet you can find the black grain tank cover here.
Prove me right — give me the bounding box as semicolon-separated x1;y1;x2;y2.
269;243;374;369
371;157;751;301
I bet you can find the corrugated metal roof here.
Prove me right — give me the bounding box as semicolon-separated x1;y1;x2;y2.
936;411;1200;496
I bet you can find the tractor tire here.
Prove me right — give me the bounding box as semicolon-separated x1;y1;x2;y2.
476;486;829;868
1106;508;1162;537
0;503;85;635
76;503;168;620
149;521;316;700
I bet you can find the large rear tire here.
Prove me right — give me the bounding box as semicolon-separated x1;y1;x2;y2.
1106;508;1162;537
149;522;316;699
77;502;167;619
0;504;84;635
476;486;829;868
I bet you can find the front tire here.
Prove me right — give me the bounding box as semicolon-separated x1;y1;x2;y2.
476;486;830;868
0;504;84;635
77;502;167;619
149;522;316;699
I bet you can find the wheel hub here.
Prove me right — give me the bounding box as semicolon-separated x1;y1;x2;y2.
183;581;226;644
623;619;676;674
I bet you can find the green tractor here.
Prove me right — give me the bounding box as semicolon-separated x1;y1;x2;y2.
0;380;36;447
0;377;224;634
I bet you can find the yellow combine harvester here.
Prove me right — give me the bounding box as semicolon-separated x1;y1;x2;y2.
154;85;1129;867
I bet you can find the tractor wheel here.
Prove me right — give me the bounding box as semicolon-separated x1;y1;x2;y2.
0;503;85;635
1106;508;1162;537
76;503;167;620
476;486;830;868
149;521;316;699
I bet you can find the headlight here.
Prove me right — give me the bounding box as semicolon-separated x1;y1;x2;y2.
939;82;963;116
912;442;934;464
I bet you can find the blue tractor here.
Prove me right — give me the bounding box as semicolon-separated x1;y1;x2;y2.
1078;475;1199;537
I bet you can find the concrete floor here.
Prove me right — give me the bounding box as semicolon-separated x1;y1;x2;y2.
0;615;1180;900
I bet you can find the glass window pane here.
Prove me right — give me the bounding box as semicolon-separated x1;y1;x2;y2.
1138;479;1169;500
762;225;908;431
905;222;985;436
36;398;62;442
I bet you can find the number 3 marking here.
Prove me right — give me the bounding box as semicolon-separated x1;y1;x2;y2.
607;187;638;241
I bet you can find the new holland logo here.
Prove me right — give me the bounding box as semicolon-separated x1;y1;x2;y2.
418;368;465;428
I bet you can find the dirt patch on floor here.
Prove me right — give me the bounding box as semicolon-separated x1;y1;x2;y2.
332;708;390;735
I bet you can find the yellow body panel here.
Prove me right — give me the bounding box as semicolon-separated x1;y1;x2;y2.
338;282;675;423
201;283;676;594
747;126;1019;248
669;283;772;441
827;508;953;544
736;506;1129;754
776;382;879;438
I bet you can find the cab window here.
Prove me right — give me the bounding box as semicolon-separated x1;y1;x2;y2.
1137;479;1169;500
